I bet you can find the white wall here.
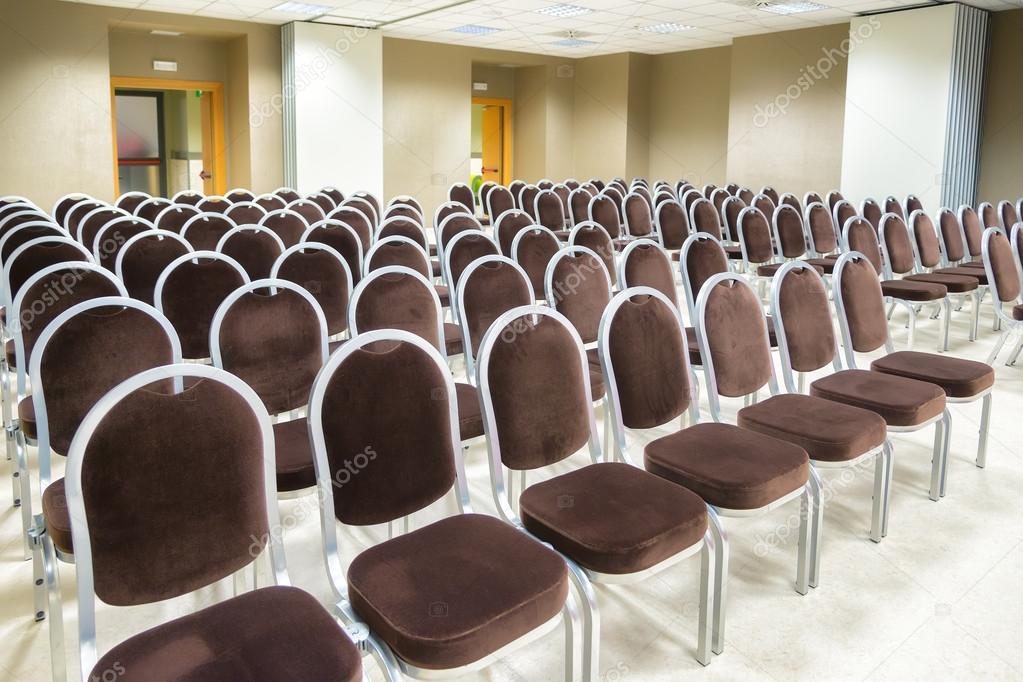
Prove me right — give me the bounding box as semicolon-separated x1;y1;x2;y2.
288;23;383;200
840;5;957;213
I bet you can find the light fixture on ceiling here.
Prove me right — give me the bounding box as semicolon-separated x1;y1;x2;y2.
641;22;695;33
150;29;183;36
536;4;593;18
756;1;827;14
272;2;332;15
553;38;596;47
450;24;502;35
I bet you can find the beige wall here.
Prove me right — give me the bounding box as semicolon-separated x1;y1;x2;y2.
648;46;731;187
977;8;1023;204
726;24;850;198
0;0;281;208
625;53;651;181
573;53;630;180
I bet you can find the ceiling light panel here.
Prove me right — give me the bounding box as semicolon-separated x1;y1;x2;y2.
641;22;695;33
450;24;502;35
272;2;331;15
536;4;593;18
757;1;828;14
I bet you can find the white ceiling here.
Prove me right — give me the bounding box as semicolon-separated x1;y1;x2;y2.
66;0;1019;56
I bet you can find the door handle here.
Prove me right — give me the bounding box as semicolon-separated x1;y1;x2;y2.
199;170;213;180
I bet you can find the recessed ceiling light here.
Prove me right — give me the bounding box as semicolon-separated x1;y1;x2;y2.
641;22;694;33
553;38;596;47
450;24;502;35
272;2;332;15
756;1;827;14
537;4;592;18
150;29;184;36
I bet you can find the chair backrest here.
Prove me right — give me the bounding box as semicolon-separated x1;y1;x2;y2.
825;190;844;211
437;212;482;254
681;188;702;214
321;187;346;206
363;235;430;278
979;201;999;230
568;221;616;286
623;191;653;238
487;185;515;221
133;197;173;223
842;217;883;273
680;233;729;321
288;198;327;227
434;200;471;232
780;193;801;214
225;188;256;203
181;212;239;251
832;200;857;234
710;187;729;215
908;210;942;269
958;204;984;258
115;230;193;304
271;242;352;336
386;195;422;217
347;192;380;226
761;186;780;204
52;193;92;227
303;219;364;285
937;207;966;263
254;193;287;213
376;215;428;250
154;251;250;359
196;195;232;214
476;306;599;472
274;187;301;203
32;297;180;461
78;206;129;246
66;200;107;236
4;237;93;308
568;187;591;226
998;200;1019;231
654;199;689;250
211;279;328;415
772;204;808;258
534;188;566;231
753;193;777;220
115;191;150;214
982;228;1021;309
349;267;446;353
720;195;745;242
0;222;65;263
770;262;838;392
905;194;923;217
93;216;154;269
861;198;882;232
308;330;466;525
737;207;774;265
804;202;838;255
224;201;267;227
306;192;337;216
832;252;892;364
520;185;541;220
544;245;612;344
479;182;496;218
216;225;285;280
448;182;475;212
381;203;424;227
883;195;904;221
737;187;754;205
457;256;533;374
258;208;309;247
154;203;201;234
804;191;823;207
879;213;916;276
695;273;777;413
173;189;205;205
690;197;722;241
443;230;499;309
588;193;621;239
511;224;561;298
618;239;677;307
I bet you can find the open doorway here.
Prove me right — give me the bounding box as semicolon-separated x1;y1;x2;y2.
110;76;226;197
471;97;512;192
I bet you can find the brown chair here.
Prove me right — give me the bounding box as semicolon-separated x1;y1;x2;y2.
780;192;801;214
321;186;346;206
752;193;776;221
436;213;482;264
328;206;374;251
304;219;365;286
154;251;250;360
587;193;622;240
802;202;840;272
216;225;286;280
3;237;94;313
997;199;1019;231
115;229;193;304
511;224;561;299
442;230;499;317
0;222;67;266
979;201;999;231
50;193;93;228
273;186;302;203
478;182;496;221
535;188;567;234
654;200;689;253
287;198;327;227
720;195;745;248
181;212;239;251
348;267;481;440
709;188;730;217
623;191;654;239
133;197;173;223
64;199;106;236
172;189;204;205
831;200;857;236
448;182;475;213
92;216;154;270
433;200;471;235
486;184;515;222
568;187;592;227
77;206;130;246
115;191;150;214
832;252;994;492
377;215;429;251
456;255;534;378
211;278;327;498
568;221;617;286
271;242;353;338
860;197;883;232
154;203;201;234
494;208;533;257
599;286;815;657
363;236;431;279
381;203;425;226
307;330;574;679
347;192;380;226
224;201;268;227
253;193;287;213
477;305;713;674
258;208;310;247
772;204;810;262
760;186;780;204
519;185;541;220
982;227;1023;365
695;271;890;554
26;296;181;678
618;238;678;307
803;191;823;208
770;261;949;509
883;196;904;220
66;363;368;682
735;206;777;281
690;197;723;242
306;191;338;216
225;187;256;203
957;204;985;263
386;194;423;218
905;194;924;218
196;195;232;214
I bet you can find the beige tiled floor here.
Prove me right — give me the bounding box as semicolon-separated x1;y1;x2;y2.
1;302;1021;681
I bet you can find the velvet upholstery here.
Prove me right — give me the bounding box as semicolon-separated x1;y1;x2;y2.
66;201;106;235
838;257;890;352
367;241;430;279
274;247;350;335
307;193;336;216
881;215;916;274
774;205;807;257
354;272;442;351
590;196;621;239
328;208;372;250
155;205;201;234
135;200;172;223
871;352;994;398
621;243;676;305
807;203;837;253
514;228;559;298
255;195;287;213
446;233;498;294
834;201;856;230
272;418;317;491
159;258;246;359
220;230;282;280
880;279;946;302
495;211;533;256
383;205;423;226
624;195;653;237
703;279;773;397
119;234;191;304
2;224;64;261
960;207;983;257
903;272;977;294
572;226;616;286
656;201;688;250
183;214;235;251
776;266;835;372
224;203;266;227
96;220;151;270
53;196;90;226
862;199;882;230
985;230;1021;301
739;208;773;263
79;208;125;247
810;369;945;427
488;186;515;221
287;200;326;227
846;218;884;272
379;217;428;249
196;197;230;214
570;189;591;226
260;210;308;247
461;260;533;355
884;196;903;219
938;210;966;262
536;190;566;231
91;586;362;682
645;422;809;510
348;513;568;670
319;340;456;525
911;213;942;267
17;396;36;440
690;199;722;240
439;214;480;250
520;462;707;574
684;238;729;303
81;378;266;605
485;315;591;470
306;221;363;285
550;251;610;343
174;191;205;206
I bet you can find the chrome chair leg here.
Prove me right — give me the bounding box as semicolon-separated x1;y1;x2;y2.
697;530;714;666
938;409;952;498
976;393;992;469
870;444;892;542
565;562;599;681
707;507;728;655
929;415;945;502
807;467;824;587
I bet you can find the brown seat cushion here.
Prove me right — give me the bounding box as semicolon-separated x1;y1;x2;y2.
738;393;887;463
904;273;978;293
435;285;450;308
347;513;568;670
273;418;316;493
1014;303;1023;321
91;585;362;682
644;422;809;510
938;266;987;285
429;244;437;256
430;259;442;278
671;251;681;262
803;257;836;274
519;462;707;574
443;323;463;356
809;369;946;427
454;382;483;440
5;338;14;368
42;478;72;553
757;263;824;277
880;279;947;301
18;396;36;441
724;244;743;260
870;351;994;398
